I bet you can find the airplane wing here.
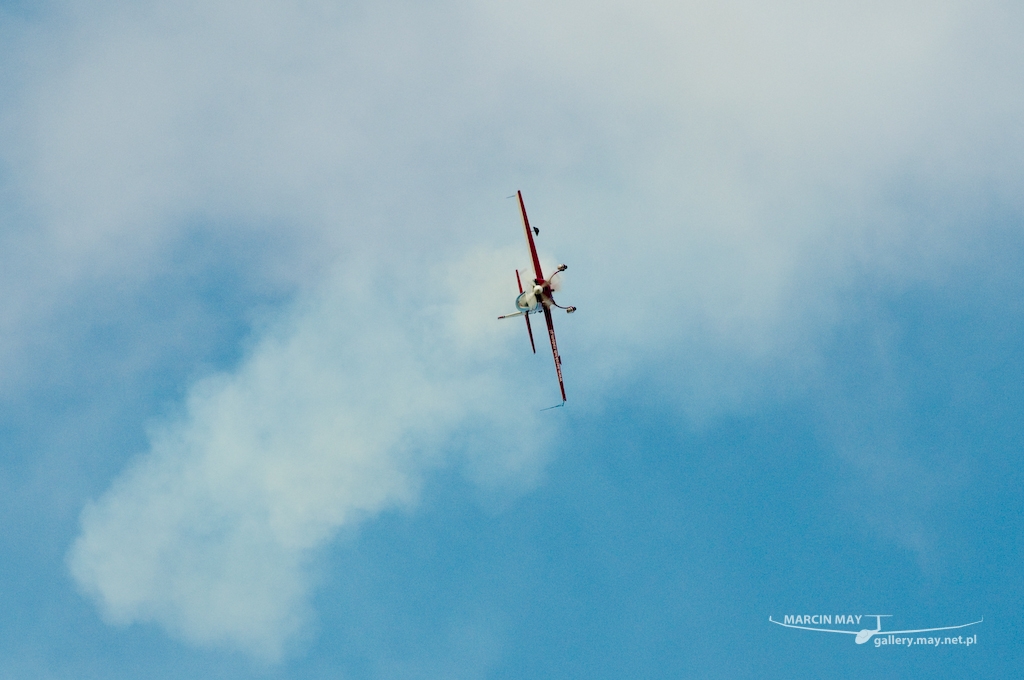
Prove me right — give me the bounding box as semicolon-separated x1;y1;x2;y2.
768;618;857;635
885;619;984;635
542;305;566;402
517;190;546;284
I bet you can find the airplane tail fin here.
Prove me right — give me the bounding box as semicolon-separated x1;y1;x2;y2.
516;270;536;353
524;309;536;353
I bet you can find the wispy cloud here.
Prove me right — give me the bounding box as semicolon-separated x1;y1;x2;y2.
67;261;554;658
0;0;1020;661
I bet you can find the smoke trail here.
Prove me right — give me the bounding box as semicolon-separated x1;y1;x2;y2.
68;258;554;659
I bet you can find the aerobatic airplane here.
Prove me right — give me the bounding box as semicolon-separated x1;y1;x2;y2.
498;191;575;403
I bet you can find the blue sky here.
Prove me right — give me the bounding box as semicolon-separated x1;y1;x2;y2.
1;0;1022;677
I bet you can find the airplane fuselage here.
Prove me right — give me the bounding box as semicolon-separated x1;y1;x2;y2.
515;280;553;312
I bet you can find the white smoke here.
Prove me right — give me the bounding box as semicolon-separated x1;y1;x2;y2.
67;259;556;659
0;0;1015;661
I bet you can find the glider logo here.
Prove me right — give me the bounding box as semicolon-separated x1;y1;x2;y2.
769;613;983;645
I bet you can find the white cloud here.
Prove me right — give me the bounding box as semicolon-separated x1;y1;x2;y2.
68;262;556;658
0;0;1018;658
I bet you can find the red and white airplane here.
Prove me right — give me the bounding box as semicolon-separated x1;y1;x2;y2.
498;191;576;403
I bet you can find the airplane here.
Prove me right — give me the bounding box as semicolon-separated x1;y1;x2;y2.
768;614;983;644
497;190;576;404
